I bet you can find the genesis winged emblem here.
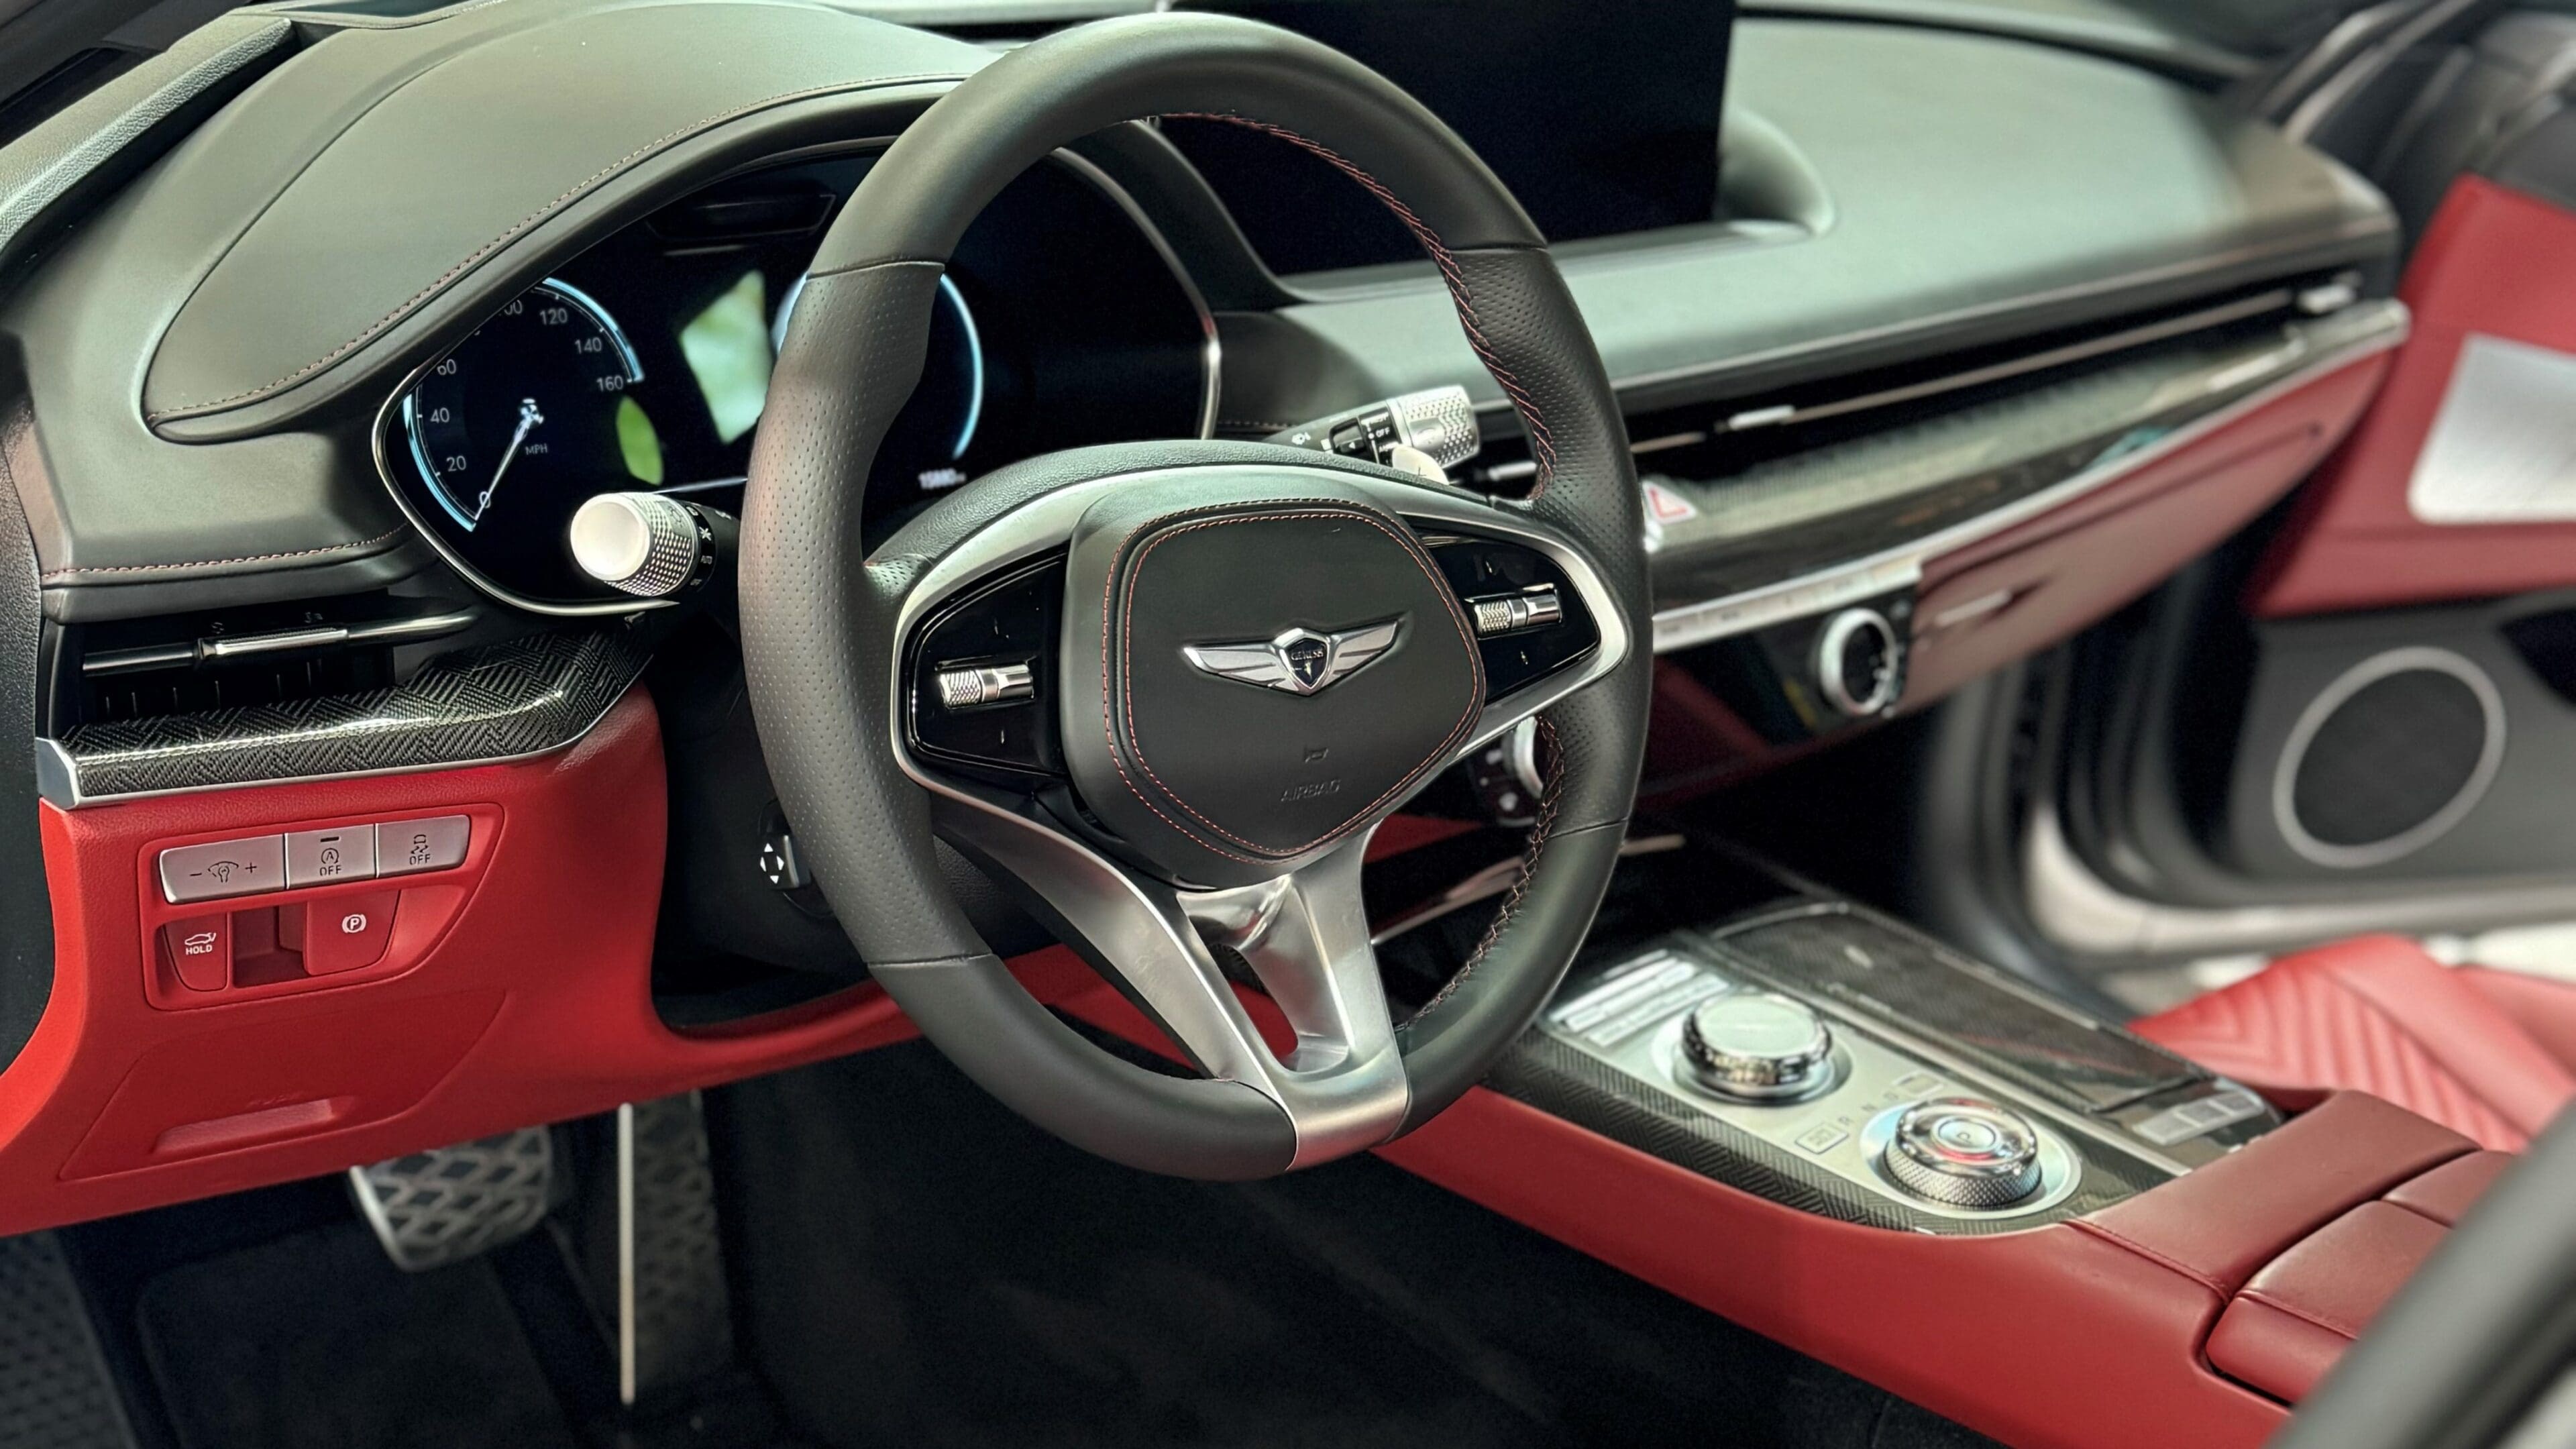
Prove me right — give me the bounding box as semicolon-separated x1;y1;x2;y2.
1181;618;1403;697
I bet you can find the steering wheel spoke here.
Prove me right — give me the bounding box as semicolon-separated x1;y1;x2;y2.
928;786;1408;1164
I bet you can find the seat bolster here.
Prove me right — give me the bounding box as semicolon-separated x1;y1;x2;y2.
2133;936;2576;1150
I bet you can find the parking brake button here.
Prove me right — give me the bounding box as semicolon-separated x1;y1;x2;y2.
296;892;398;975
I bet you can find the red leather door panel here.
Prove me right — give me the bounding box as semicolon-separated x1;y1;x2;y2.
2251;176;2576;616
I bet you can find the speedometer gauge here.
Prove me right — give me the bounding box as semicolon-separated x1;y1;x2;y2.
400;280;648;535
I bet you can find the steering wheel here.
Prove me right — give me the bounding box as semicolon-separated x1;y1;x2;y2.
739;11;1650;1179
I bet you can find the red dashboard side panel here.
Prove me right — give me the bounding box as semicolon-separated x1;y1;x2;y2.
2249;176;2576;616
0;691;920;1236
1373;1087;2286;1449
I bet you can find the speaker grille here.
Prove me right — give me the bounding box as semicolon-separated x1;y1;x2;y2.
2277;649;2502;867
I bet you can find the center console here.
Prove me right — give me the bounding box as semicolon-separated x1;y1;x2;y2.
1477;856;2274;1233
1345;833;2505;1449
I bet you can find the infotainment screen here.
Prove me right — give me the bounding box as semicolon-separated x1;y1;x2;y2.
1165;0;1735;274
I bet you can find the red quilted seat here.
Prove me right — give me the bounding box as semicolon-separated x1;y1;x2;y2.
2132;934;2576;1150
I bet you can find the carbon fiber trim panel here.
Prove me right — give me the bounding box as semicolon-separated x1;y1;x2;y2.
48;627;649;804
1488;1029;2163;1235
1707;908;2206;1115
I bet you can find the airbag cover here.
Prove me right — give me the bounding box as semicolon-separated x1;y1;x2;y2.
1059;471;1483;888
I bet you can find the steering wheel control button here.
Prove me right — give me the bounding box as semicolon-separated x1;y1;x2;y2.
1815;606;1902;716
1468;584;1565;638
1880;1098;2045;1210
158;835;286;904
286;892;399;975
376;816;470;877
285;826;378;887
1678;992;1839;1102
160;914;233;993
934;661;1035;711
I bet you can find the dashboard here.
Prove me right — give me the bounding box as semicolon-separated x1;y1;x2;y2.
377;150;1214;610
0;0;2415;1241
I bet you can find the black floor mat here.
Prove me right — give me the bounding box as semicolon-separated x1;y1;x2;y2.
712;1042;1998;1449
131;1223;580;1449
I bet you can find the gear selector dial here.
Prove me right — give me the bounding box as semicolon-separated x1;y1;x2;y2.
1881;1097;2044;1208
1678;992;1838;1101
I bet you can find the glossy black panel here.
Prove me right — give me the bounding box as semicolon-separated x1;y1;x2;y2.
906;554;1065;784
1422;533;1598;698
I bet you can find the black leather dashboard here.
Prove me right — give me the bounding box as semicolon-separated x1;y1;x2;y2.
0;0;2396;623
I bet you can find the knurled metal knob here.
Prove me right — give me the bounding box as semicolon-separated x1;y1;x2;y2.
569;491;702;597
1882;1097;2044;1209
1678;991;1837;1101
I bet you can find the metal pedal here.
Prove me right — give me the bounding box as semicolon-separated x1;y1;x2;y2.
616;1093;735;1405
0;1232;139;1449
349;1126;555;1273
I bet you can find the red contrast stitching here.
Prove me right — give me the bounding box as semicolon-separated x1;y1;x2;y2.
1165;112;1560;493
1413;715;1562;1022
1102;502;1485;863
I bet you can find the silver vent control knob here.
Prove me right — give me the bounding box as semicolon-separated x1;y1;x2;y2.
1815;607;1900;716
1882;1097;2044;1209
1678;992;1836;1101
568;492;733;598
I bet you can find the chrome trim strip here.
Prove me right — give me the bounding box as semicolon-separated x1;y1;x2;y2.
1650;299;2410;653
1717;287;2296;436
81;610;480;676
2023;801;2576;960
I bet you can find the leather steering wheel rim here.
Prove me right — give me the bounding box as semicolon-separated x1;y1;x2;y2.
740;11;1650;1179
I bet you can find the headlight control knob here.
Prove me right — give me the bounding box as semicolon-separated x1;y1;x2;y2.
1882;1097;2044;1209
568;491;735;599
1678;992;1837;1101
1815;606;1900;716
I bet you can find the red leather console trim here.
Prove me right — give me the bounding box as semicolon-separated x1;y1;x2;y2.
1037;963;2518;1446
1371;1088;2285;1449
2206;1193;2467;1403
2076;1091;2470;1293
2250;176;2576;616
2460;966;2576;1077
2381;1149;2514;1227
0;691;926;1236
2133;938;2576;1150
2206;1297;2351;1406
1907;354;2388;704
